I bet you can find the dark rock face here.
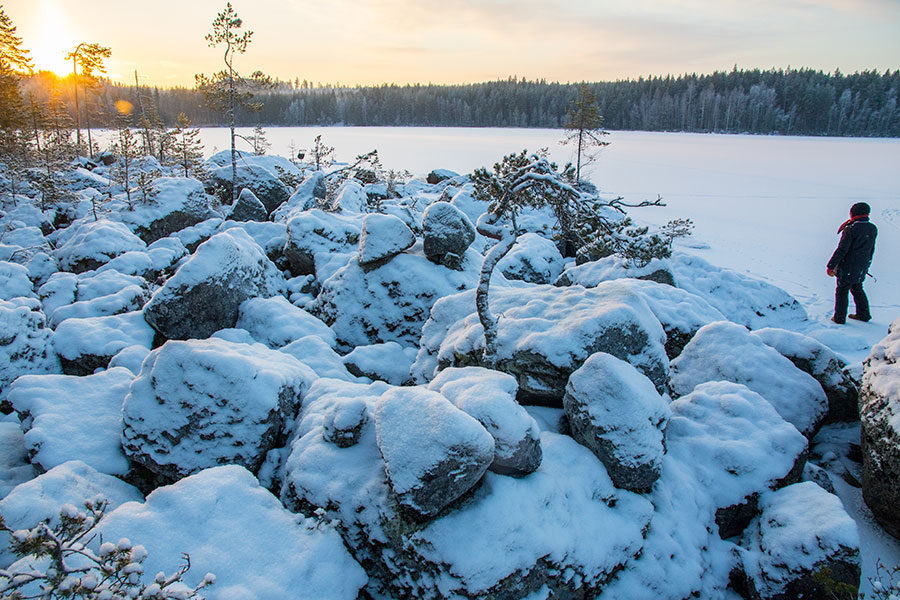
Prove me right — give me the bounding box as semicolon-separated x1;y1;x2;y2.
142;229;283;341
206;164;291;215
563;353;669;493
121;338;313;486
859;318;900;539
422;201;475;264
227;188;268;222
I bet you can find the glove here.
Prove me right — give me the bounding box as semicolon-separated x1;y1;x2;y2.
827;268;836;277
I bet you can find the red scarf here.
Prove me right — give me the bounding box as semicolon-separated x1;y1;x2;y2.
837;214;868;234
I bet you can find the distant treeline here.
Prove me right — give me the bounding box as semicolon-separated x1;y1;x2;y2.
27;67;900;137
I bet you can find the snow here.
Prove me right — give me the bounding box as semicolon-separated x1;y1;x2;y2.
0;297;60;403
51;219;147;272
0;460;143;569
96;465;368;600
358;212;416;265
0;420;33;499
7;368;134;475
343;342;417;385
279;335;358;381
670;321;829;436
496;232;564;284
667;381;809;515
237;295;336;348
862;317;900;428
0;261;35;300
52;310;155;367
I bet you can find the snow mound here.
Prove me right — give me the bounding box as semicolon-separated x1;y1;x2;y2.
557;255;675;287
670;321;828;437
358;212;416;266
342;341;417;384
739;482;860;599
429;366;542;476
0;420;33;499
282;209;362;280
237;295;336;348
497;232;565;284
53;310;154;376
113;176;219;244
8;368;134;475
413;281;669;401
313;244;481;348
122;338;316;484
0;460;143;570
0;297;60;404
280;335;358;382
667;381;809;538
98;465;367;600
564;352;670;492
44;269;150;328
143;228;284;340
52;219;146;273
0;261;35;300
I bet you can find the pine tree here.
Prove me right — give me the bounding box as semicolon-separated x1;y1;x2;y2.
170;112;205;179
0;4;31;173
195;2;272;204
65;42;111;157
562;85;609;182
114;113;138;206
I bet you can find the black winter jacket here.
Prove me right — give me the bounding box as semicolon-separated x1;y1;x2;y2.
827;217;877;285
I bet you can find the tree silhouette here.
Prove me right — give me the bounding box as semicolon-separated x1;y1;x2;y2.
65;42;111;157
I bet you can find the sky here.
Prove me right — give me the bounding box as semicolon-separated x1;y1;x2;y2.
5;0;900;88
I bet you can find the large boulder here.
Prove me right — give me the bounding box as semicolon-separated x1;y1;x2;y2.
282;210;362;280
206;163;291;215
737;482;860;600
236;295;336;349
497;232;565;284
429;367;542;476
373;387;494;520
281;379;654;600
313;245;480;348
564;353;670;492
422;201;475;267
753;327;859;423
98;465;368;600
143;229;284;340
227;188;268;222
8;368;134;476
412;281;669;403
667;381;809;538
0;298;59;405
859;317;900;539
52;219;147;273
52;311;154;376
115;177;219;244
122;338;316;487
669;321;828;438
358;213;416;267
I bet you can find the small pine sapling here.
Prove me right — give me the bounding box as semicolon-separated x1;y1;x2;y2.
0;497;215;599
169;113;205;179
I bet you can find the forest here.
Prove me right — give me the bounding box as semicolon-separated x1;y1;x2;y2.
17;67;900;138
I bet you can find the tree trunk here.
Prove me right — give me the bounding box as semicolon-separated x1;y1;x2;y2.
475;230;517;367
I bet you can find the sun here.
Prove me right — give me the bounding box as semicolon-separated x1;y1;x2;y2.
27;0;77;76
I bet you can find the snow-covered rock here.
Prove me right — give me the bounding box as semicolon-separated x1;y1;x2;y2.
45;269;149;328
113;177;219;244
0;261;35;300
8;368;134;475
227;187;268;222
373;387;494;520
343;342;417;385
429;367;542;476
667;381;809;538
497;232;565;284
0;298;59;404
207;162;291;215
281;379;653;600
171;216;223;253
0;460;143;570
331;180;368;213
426;168;459;184
52;311;154;376
669;321;828;438
94;237;189;281
52;219;147;273
143;228;284;340
122;338;316;487
282;209;361;279
737;482;860;600
270;171;325;221
358;212;416;266
859;316;900;539
753;327;860;423
564;353;670;492
280;335;358;382
413;281;669;402
98;465;367;600
313;244;480;348
236;295;336;348
422;200;476;267
557;255;676;287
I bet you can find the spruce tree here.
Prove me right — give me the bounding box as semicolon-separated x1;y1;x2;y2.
170;112;205;179
562;85;609;182
0;4;31;175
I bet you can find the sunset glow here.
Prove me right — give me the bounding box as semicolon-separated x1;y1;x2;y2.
23;0;77;76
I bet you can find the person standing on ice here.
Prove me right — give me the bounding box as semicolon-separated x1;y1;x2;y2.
827;202;877;324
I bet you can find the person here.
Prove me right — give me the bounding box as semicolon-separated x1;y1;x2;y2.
827;202;877;324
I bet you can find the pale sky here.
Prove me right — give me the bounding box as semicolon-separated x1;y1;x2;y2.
6;0;900;87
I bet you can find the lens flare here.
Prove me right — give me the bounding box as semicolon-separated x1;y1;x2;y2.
115;100;134;115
